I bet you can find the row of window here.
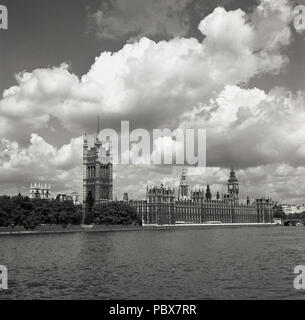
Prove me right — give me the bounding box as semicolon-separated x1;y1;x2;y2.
86;166;112;179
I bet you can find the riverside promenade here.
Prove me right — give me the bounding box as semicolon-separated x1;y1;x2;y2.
0;222;278;236
0;224;143;236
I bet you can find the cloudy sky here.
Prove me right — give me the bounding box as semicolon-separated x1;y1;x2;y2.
1;0;305;204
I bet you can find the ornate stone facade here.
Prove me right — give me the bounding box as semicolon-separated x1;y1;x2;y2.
131;168;274;225
83;133;113;220
30;183;52;200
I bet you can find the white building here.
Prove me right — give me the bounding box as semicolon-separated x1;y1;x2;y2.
281;204;305;215
30;183;52;200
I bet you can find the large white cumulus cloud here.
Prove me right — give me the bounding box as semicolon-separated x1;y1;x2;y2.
0;0;302;203
180;85;305;169
3;83;305;203
0;0;293;140
0;134;83;194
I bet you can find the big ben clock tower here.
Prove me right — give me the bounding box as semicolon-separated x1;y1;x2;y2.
228;167;239;204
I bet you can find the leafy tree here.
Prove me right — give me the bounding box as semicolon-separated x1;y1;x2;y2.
10;195;34;228
93;202;142;226
0;196;13;226
0;195;82;229
22;212;39;230
0;194;144;229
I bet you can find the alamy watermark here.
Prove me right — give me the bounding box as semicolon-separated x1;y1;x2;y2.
91;121;206;168
293;265;305;289
0;265;8;290
294;5;305;31
0;5;7;30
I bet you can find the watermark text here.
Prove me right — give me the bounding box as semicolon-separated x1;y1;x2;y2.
0;265;7;290
0;5;8;30
294;5;305;31
88;121;206;168
294;265;305;290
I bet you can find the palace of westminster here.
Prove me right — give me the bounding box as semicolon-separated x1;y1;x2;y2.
82;133;274;225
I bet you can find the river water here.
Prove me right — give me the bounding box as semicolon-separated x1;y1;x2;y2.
1;226;305;300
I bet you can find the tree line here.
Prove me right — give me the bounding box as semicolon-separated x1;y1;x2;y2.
0;194;82;229
0;194;142;230
85;201;142;226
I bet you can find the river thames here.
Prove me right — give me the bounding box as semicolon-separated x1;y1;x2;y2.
1;226;305;300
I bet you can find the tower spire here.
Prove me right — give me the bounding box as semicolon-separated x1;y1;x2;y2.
206;184;211;200
228;166;239;204
95;116;101;146
97;116;100;138
181;166;187;181
178;166;189;200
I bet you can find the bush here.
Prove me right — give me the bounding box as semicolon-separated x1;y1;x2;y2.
0;195;142;229
93;202;142;226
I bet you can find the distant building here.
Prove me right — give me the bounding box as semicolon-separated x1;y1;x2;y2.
227;166;239;204
56;194;70;202
145;184;176;224
178;167;190;200
281;204;305;215
123;193;129;202
71;192;81;205
30;183;51;200
83;129;113;221
147;184;175;204
56;192;81;205
132;168;274;225
191;188;205;204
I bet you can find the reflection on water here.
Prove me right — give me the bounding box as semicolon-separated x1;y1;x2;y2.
1;226;305;299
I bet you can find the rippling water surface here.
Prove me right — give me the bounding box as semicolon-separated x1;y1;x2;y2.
1;226;305;299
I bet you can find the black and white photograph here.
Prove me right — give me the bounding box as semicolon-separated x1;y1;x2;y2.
1;0;305;307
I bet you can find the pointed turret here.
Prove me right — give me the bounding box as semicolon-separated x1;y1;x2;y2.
228;166;238;183
95;116;102;147
83;133;88;149
227;166;239;204
178;167;190;200
206;184;211;200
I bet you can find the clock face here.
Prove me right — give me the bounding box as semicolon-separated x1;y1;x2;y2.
229;185;233;190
